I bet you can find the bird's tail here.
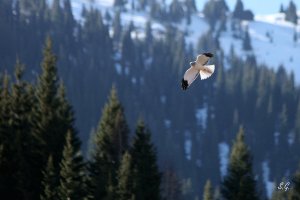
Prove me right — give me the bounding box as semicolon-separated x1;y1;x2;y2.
199;65;215;80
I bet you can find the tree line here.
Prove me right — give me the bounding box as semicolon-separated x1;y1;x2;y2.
0;39;160;200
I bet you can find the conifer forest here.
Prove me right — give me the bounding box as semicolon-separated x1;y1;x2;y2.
0;0;300;199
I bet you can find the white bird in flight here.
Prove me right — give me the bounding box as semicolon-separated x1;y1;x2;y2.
181;53;215;90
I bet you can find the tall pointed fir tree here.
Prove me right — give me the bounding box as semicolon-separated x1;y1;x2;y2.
285;1;298;25
35;37;77;161
233;0;244;19
32;38;77;196
130;120;161;200
221;126;259;200
243;28;252;51
113;10;122;44
203;180;214;200
41;156;58;200
117;151;135;200
88;86;129;199
58;130;86;200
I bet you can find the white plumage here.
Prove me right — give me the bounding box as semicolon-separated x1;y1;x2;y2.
181;53;215;90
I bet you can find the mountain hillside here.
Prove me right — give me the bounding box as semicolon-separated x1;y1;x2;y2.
64;0;300;81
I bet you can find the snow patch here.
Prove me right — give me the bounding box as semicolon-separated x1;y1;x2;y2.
195;106;208;130
184;131;192;161
218;142;229;178
288;131;295;146
160;95;166;104
131;77;136;84
115;63;122;75
274;131;280;146
164;119;171;129
262;161;274;199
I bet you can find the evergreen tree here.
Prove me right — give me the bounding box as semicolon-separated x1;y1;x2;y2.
233;0;254;20
113;10;122;44
41;156;58;200
33;37;77;167
185;0;197;12
162;169;182;200
10;61;38;199
121;26;135;67
88;87;129;199
294;30;298;43
104;9;112;23
289;164;300;200
280;4;285;13
0;61;38;199
233;0;244;19
33;37;60;161
58;130;86;200
114;0;126;8
243;28;252;51
130;120;161;200
203;180;213;200
169;0;184;22
203;0;228;28
221;126;259;200
285;1;298;25
117;151;135;200
295;101;300;143
138;0;148;10
0;72;18;198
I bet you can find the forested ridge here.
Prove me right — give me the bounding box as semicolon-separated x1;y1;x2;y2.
1;0;300;199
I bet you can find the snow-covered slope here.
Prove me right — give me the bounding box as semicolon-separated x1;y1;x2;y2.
220;12;300;81
65;0;300;82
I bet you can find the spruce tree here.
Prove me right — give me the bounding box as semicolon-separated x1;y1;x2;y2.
221;126;259;200
33;37;60;163
41;156;58;200
285;1;298;25
203;180;213;200
233;0;244;19
114;0;126;8
280;4;284;13
289;164;300;200
243;28;252;51
113;10;122;44
33;37;76;167
0;72;19;198
117;151;135;200
162;169;182;200
131;120;161;200
88;86;129;199
0;61;38;199
10;61;38;199
58;130;86;200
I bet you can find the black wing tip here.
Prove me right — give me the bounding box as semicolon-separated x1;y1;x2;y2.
203;52;214;58
181;79;188;90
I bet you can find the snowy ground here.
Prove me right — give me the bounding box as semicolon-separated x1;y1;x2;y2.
220;12;300;82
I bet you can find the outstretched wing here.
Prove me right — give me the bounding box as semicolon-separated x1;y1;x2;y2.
182;66;199;89
199;65;215;80
196;54;210;66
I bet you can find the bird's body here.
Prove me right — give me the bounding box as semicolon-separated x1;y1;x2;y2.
181;53;215;90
